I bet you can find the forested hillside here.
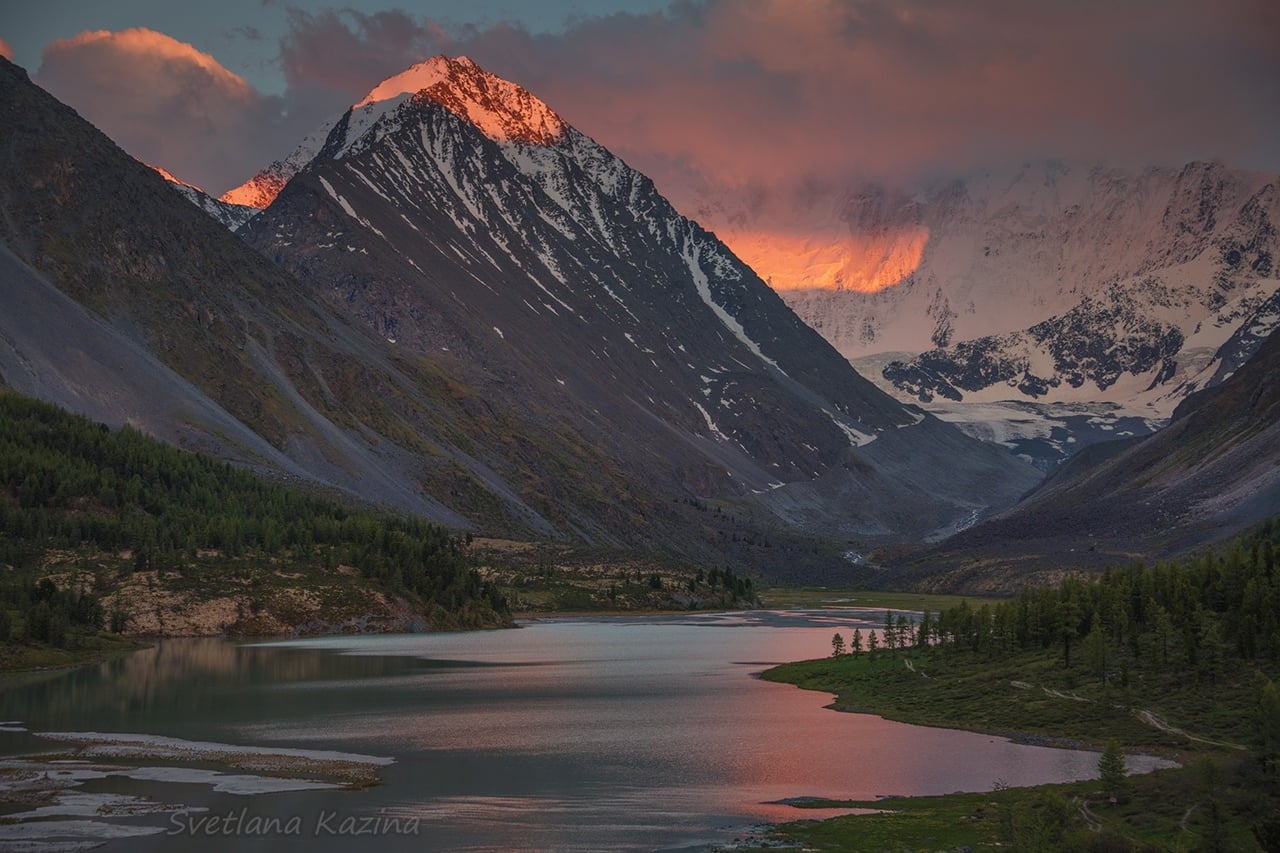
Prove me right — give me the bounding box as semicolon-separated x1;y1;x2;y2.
930;522;1280;674
0;391;509;657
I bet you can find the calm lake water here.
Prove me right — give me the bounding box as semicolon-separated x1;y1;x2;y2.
0;609;1173;851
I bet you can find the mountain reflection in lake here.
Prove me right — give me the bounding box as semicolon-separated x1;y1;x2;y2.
0;610;1174;851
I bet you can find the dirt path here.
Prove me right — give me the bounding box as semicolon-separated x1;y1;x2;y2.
1042;686;1091;702
1133;710;1248;750
902;658;930;679
1074;796;1102;832
1006;680;1247;750
1006;680;1090;701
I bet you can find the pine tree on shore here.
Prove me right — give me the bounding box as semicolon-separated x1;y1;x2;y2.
1098;739;1127;799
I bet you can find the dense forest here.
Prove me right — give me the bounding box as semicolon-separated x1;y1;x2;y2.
919;520;1280;676
0;390;508;646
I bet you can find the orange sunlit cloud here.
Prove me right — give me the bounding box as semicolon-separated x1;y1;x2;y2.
462;0;1280;211
0;37;13;61
47;28;254;95
25;2;1280;220
724;227;929;293
35;28;305;197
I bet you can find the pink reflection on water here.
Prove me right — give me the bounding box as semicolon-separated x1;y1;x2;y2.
247;613;1173;830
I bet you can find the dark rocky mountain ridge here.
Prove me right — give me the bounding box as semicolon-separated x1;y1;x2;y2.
165;180;260;233
241;56;1041;545
0;55;1040;579
894;326;1280;592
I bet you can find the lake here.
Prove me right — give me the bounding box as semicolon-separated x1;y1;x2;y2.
0;609;1174;851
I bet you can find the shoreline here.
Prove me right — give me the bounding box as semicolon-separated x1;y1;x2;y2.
766;656;1195;762
3;608;1261;851
758;649;1268;849
0;637;149;678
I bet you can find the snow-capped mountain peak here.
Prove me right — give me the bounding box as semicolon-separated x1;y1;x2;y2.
692;160;1279;468
354;55;461;108
236;54;1039;543
220;55;565;211
358;55;564;145
219;119;336;209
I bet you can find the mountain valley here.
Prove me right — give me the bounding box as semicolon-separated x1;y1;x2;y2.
0;55;1041;588
2;46;1277;598
893;319;1280;593
3;9;1278;852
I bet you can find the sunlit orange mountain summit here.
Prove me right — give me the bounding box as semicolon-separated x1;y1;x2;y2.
221;55;565;210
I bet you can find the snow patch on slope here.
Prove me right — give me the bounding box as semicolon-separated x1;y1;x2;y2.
691;401;731;442
683;236;784;375
317;176;385;239
824;409;877;447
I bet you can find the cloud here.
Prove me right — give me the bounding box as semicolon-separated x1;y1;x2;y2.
272;0;1280;208
0;37;13;61
279;8;448;98
35;28;312;195
30;2;1280;206
28;13;452;194
542;2;1278;189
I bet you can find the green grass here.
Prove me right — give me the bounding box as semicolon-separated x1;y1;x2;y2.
0;631;144;674
763;648;1279;850
764;646;1264;750
770;760;1275;852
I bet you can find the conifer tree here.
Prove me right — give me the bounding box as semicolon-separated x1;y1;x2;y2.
1098;739;1127;799
1256;676;1280;779
917;610;932;649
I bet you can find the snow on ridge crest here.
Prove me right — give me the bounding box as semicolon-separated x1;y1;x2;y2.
220;118;337;208
355;57;455;108
359;55;565;146
412;59;565;145
220;56;563;210
148;163;203;192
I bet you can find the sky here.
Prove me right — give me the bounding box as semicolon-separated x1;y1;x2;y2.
3;0;1278;209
